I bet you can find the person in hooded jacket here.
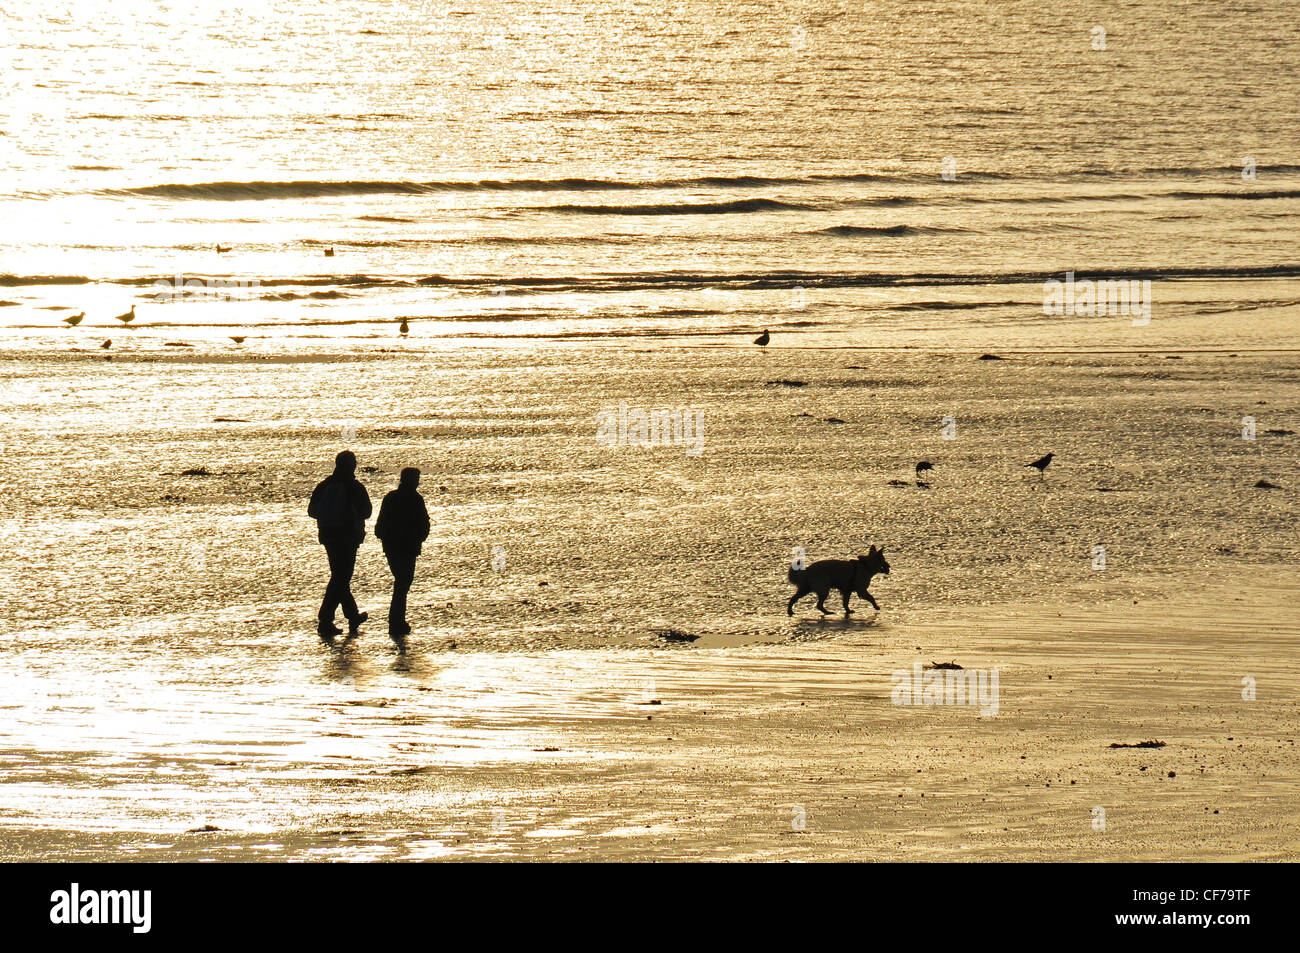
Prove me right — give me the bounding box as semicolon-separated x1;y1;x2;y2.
373;466;430;638
308;450;372;637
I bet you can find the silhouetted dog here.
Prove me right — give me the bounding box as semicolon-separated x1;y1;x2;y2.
787;546;890;616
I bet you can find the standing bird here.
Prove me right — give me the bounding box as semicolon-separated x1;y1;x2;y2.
229;335;245;344
113;305;136;325
63;312;84;326
399;318;409;337
216;244;231;254
100;339;111;349
323;247;335;257
915;460;933;481
753;329;770;346
1026;452;1054;474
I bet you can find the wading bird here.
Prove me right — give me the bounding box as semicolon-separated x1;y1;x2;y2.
113;305;135;325
63;312;84;326
753;329;770;346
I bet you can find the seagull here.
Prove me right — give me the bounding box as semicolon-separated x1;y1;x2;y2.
915;460;933;481
1026;452;1054;474
63;312;84;326
323;247;335;257
100;339;111;349
229;335;245;344
754;329;770;346
215;244;231;254
399;318;409;337
113;305;136;325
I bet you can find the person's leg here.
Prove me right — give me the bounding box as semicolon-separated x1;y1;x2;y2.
385;548;414;632
319;543;343;625
335;544;360;623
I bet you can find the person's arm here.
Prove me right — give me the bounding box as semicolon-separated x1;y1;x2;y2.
418;499;430;543
355;482;372;521
307;481;322;519
373;496;389;540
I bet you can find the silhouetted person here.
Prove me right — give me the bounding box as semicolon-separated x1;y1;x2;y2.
308;450;372;637
374;467;430;638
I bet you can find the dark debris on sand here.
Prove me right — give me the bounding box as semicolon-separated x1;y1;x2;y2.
656;628;699;643
1108;740;1166;749
924;661;963;670
179;467;212;476
977;353;1005;360
765;379;807;387
1254;479;1283;489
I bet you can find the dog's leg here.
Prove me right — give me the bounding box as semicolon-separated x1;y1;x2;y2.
841;589;853;615
861;590;880;610
787;586;809;616
815;589;831;615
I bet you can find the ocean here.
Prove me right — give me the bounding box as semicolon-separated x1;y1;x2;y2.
3;0;1300;352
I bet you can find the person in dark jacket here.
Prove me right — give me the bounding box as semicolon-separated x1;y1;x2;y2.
373;467;430;638
308;450;372;637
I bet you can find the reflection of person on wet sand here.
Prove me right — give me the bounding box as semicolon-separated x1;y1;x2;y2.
374;467;430;639
308;450;372;638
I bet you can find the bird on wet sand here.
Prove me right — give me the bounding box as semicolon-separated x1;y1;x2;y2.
215;244;231;254
100;339;111;349
63;312;84;326
113;305;136;325
915;460;933;481
399;318;409;337
323;247;335;257
229;335;245;344
754;329;770;346
1027;452;1054;474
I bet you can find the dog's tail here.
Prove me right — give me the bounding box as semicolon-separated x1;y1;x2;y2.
787;564;807;587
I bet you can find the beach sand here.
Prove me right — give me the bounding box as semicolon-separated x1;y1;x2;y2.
0;343;1296;860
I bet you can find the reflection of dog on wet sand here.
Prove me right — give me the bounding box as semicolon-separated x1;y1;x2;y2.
787;546;890;616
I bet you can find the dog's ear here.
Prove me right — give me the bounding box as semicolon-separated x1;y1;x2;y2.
867;544;877;554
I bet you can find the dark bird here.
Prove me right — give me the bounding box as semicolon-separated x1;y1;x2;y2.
100;339;111;349
229;335;245;344
754;329;770;346
915;460;933;480
1026;452;1054;473
113;305;135;325
215;244;231;254
323;247;335;257
399;318;409;337
63;312;84;326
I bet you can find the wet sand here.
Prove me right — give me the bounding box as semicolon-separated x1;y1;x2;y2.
2;570;1296;862
0;344;1297;860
